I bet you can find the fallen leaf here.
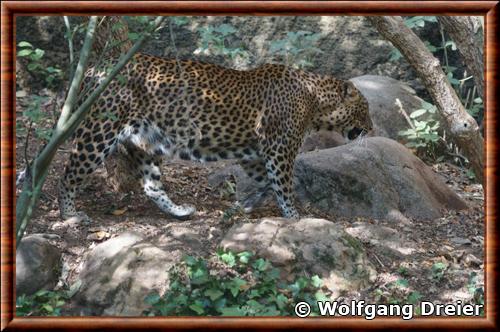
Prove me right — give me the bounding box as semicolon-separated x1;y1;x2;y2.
112;208;128;216
87;231;110;241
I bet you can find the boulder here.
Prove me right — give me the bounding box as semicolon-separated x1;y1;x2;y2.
294;137;467;220
75;232;183;315
300;130;346;152
220;217;377;298
350;75;430;141
16;234;62;296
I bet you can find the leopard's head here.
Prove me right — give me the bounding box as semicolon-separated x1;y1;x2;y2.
312;79;373;141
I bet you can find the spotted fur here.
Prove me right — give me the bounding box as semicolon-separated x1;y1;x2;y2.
59;54;372;220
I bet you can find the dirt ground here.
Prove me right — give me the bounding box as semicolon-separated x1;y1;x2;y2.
15;98;485;314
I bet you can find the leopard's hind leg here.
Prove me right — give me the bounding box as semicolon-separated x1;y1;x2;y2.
135;150;196;220
58;121;118;221
237;158;272;213
121;120;196;220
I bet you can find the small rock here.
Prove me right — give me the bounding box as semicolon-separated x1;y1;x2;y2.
50;215;87;230
74;232;184;315
450;237;472;245
16;234;62;296
464;254;482;267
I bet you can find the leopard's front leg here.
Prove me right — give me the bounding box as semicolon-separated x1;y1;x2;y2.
262;145;300;220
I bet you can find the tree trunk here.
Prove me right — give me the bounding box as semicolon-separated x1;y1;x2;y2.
367;16;484;186
437;16;484;100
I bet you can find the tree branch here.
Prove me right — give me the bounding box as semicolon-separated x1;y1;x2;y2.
367;16;484;186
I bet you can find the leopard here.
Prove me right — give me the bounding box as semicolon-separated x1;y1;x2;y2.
58;53;373;221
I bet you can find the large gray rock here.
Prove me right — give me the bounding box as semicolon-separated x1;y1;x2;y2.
294;137;467;220
300;130;346;152
350;75;429;141
16;234;62;296
75;232;183;315
221;218;377;298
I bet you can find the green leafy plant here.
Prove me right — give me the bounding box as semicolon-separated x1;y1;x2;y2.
170;16;189;27
17;41;63;88
268;31;323;69
397;265;409;277
16;95;53;142
406;291;422;305
398;101;443;160
467;272;484;315
16;290;67;316
143;250;327;316
466;97;483;118
403;16;438;29
466;168;476;180
195;23;249;60
431;262;447;281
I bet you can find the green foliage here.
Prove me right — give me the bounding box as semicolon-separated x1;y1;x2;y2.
16;95;53;142
143;250;326;316
466;168;476;180
397;265;409;277
16;290;67;316
398;101;442;160
390;41;439;61
123;16;164;44
406;291;422;305
17;41;63;89
403;16;438;29
431;262;447;281
467;272;484;315
268;31;323;69
195;23;249;60
127;16;157;30
466;97;483;118
170;16;189;27
392;278;409;289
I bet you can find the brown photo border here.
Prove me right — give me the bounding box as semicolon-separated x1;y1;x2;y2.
1;1;498;330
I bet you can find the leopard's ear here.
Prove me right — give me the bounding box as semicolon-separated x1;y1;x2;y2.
341;81;359;102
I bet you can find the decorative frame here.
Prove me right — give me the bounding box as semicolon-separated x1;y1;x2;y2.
1;1;497;330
